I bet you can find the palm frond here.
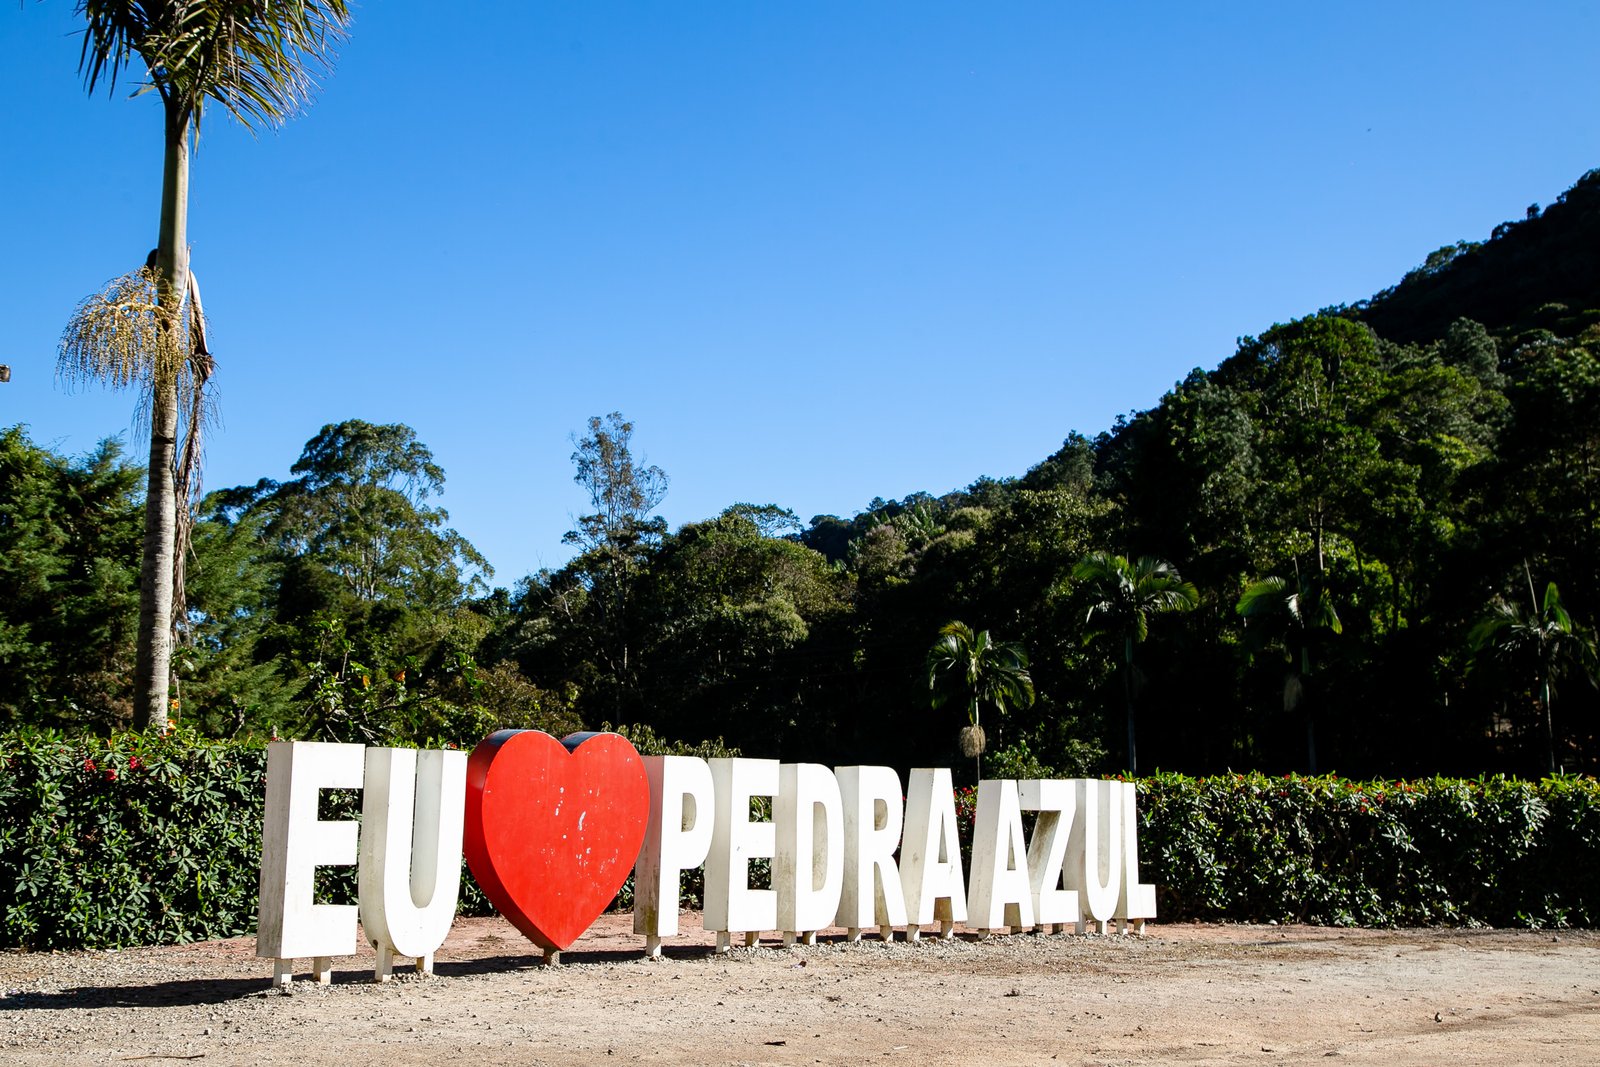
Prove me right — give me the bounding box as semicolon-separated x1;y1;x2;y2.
77;1;353;132
1544;582;1574;631
1236;576;1290;619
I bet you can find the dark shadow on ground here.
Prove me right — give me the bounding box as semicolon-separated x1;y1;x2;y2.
0;944;730;1010
1;977;267;1010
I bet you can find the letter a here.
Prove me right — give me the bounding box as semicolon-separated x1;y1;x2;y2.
968;779;1036;933
900;768;968;940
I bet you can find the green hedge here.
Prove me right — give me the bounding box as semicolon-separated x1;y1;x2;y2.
3;728;1598;949
0;729;269;949
1138;772;1600;928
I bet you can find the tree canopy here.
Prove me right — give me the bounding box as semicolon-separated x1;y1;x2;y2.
13;168;1600;779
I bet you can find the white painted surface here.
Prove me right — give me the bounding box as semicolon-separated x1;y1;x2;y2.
358;747;467;968
1066;778;1124;929
703;757;779;936
900;767;968;928
967;779;1036;931
833;766;908;933
256;741;365;962
634;755;716;942
1116;780;1159;924
1019;778;1079;926
774;762;845;937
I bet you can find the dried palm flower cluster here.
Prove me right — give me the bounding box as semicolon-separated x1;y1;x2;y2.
57;267;216;633
958;723;988;759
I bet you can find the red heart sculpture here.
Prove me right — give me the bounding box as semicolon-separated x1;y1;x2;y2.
464;730;650;951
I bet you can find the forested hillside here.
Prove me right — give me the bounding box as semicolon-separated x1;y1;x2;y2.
6;171;1599;781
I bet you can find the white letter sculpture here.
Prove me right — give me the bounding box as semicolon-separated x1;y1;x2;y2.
634;755;716;956
1115;780;1158;933
900;767;968;940
1065;778;1122;933
775;763;845;945
257;741;365;986
1019;778;1079;932
967;778;1036;934
704;757;779;952
358;747;467;980
833;766;908;941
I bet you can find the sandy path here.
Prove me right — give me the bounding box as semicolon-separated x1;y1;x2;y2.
3;915;1597;1065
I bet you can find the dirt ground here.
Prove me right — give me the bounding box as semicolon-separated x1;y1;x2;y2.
1;914;1597;1066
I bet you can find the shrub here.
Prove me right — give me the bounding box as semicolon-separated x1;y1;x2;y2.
1137;772;1600;927
0;728;268;949
4;726;1598;950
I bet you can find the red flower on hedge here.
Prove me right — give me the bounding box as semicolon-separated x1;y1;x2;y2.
103;768;118;782
83;759;96;773
129;756;143;771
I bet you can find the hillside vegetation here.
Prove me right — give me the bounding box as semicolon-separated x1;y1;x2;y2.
6;170;1599;781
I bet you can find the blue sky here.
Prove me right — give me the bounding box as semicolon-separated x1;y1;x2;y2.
4;2;1598;586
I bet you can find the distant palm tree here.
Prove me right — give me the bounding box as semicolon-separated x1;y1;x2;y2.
926;621;1035;781
1470;572;1597;775
1073;552;1199;776
1236;572;1342;773
62;1;352;731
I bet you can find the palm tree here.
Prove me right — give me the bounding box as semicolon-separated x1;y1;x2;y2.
61;2;352;730
926;621;1035;782
1470;572;1598;775
1073;552;1199;776
1236;572;1342;773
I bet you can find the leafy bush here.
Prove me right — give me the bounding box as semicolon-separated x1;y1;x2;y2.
1138;772;1600;927
6;726;1599;950
0;728;268;949
983;741;1055;782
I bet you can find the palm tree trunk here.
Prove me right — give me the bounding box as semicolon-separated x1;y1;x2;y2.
1541;677;1556;776
133;115;190;732
1124;637;1137;776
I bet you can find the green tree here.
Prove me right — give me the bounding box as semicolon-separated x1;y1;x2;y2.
194;421;495;743
1072;552;1199;775
175;496;290;735
562;413;668;688
0;427;142;728
629;507;852;753
926;621;1035;781
65;0;353;731
251;420;489;610
1496;335;1600;598
1470;574;1598;774
1221;316;1388;575
1236;572;1344;773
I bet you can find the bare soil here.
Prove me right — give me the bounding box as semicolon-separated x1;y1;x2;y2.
2;914;1597;1065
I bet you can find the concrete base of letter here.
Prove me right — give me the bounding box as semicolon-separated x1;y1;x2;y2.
269;956;332;987
374;945;433;982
